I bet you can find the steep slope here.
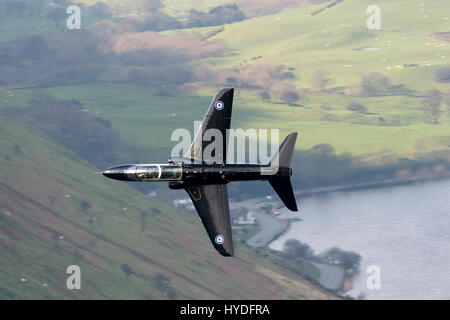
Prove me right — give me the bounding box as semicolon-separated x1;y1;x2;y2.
0;115;334;299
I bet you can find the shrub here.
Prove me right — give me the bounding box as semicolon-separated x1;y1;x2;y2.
347;102;367;113
421;89;444;124
280;90;300;105
435;67;450;83
186;4;246;28
284;239;314;260
360;72;393;96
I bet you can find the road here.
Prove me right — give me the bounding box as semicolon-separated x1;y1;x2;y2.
246;211;289;248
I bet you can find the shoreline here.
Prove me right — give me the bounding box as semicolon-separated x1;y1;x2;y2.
294;173;450;199
251;176;450;296
244;175;450;251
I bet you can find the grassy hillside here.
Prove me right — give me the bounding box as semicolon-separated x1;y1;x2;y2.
202;0;449;89
0;114;333;299
19;0;446;157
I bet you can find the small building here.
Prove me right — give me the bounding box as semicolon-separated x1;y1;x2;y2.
232;211;256;225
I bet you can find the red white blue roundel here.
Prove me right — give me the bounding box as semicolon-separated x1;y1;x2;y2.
215;101;224;110
215;234;224;245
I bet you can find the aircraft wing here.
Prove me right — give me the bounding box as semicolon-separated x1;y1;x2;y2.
185;88;234;164
185;184;234;256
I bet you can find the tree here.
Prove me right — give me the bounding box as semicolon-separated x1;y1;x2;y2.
186;4;245;28
140;12;182;32
258;90;271;101
120;264;134;277
284;239;314;259
311;143;335;153
80;200;91;213
435;67;450;83
20;35;50;60
360;72;393;96
347;101;367;113
320;247;361;270
280;90;300;105
311;69;333;91
421;89;444;125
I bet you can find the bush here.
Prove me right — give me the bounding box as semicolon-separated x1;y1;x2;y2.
435;67;450;83
311;144;335;153
121;264;134;277
320;247;361;270
421;89;444;124
280;90;300;105
347;102;367;113
258;90;271;101
186;4;246;28
360;72;393;96
140;12;182;32
284;239;314;260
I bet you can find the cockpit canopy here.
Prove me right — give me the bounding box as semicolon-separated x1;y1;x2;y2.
135;164;182;181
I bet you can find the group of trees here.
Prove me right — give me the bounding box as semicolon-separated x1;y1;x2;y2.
283;239;362;271
435;67;450;83
154;273;177;299
99;3;246;33
360;72;395;96
186;4;246;28
0;17;227;90
421;89;446;125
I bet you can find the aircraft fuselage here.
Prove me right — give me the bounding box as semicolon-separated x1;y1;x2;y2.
103;163;292;187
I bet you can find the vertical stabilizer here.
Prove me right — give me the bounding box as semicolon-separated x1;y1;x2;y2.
268;132;298;212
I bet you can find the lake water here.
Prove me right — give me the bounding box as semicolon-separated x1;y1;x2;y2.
270;179;450;299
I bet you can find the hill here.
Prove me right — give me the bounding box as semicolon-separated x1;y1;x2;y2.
11;0;446;156
0;114;334;299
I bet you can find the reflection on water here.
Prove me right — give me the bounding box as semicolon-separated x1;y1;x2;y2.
270;179;450;299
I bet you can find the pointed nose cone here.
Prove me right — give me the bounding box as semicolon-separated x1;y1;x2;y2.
102;169;120;179
102;165;137;181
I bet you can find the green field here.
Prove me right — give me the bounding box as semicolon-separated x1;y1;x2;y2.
5;0;444;158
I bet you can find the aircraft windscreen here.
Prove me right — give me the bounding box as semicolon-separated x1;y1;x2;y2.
136;165;159;181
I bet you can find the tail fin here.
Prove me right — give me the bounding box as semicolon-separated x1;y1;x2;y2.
271;132;298;168
268;132;298;212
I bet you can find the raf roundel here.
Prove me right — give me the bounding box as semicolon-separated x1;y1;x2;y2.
215;101;224;110
215;234;224;245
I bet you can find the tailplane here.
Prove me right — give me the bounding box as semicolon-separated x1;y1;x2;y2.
268;132;298;212
269;177;298;211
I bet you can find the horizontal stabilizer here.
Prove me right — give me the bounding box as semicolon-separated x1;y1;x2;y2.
269;176;298;212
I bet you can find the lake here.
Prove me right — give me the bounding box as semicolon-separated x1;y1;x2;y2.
270;179;450;299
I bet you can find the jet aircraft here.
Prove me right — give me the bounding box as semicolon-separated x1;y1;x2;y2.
103;88;298;256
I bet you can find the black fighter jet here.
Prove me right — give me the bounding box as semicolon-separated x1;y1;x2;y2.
103;88;298;256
